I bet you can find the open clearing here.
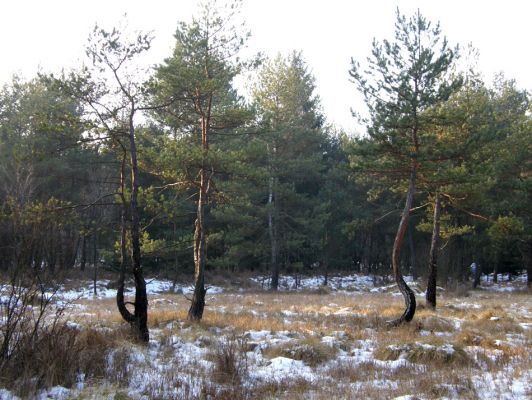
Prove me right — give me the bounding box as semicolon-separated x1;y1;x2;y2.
1;274;530;399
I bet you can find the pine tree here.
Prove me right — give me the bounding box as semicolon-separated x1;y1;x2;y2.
252;52;326;290
349;9;462;325
154;0;252;320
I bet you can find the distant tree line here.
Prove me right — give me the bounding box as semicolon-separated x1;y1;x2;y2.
0;2;529;339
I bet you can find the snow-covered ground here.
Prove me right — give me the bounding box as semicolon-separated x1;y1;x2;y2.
251;271;529;294
45;269;529;304
1;272;530;399
55;278;224;302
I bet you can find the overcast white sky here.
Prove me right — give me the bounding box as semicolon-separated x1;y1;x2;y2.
1;0;530;134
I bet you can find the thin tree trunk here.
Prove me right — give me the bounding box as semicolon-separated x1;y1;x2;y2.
128;113;149;342
188;174;207;321
93;233;98;296
117;148;134;323
426;193;441;309
493;258;499;283
188;106;211;321
268;174;279;291
471;260;481;289
323;230;329;286
80;235;87;271
408;221;417;281
171;223;179;292
526;240;531;289
388;165;417;327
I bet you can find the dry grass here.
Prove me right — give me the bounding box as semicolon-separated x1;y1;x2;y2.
374;342;472;366
3;280;531;399
0;324;127;397
263;337;338;367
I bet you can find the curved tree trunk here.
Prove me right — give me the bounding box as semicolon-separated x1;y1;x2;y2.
115;117;149;342
117;213;135;324
388;166;417;327
117;149;135;323
426;192;441;309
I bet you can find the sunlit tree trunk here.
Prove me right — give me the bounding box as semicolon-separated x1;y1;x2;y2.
388;164;417;326
188;103;211;321
188;169;207;320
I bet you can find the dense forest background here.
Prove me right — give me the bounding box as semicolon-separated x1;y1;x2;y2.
0;2;530;302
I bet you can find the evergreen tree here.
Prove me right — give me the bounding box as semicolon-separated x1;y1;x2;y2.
252;52;327;290
0;76;89;272
349;9;462;324
154;0;252;320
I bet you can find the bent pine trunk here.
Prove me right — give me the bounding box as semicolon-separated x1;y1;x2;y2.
388;166;417;327
117;149;135;325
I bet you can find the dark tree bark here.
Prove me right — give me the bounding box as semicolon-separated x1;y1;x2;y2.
92;233;98;296
114;114;149;342
117;148;134;324
426;193;441;309
128;113;149;341
408;221;417;281
388;165;417;327
188;181;207;321
323;230;329;286
526;241;532;289
472;262;481;289
493;259;499;283
75;26;152;340
80;235;87;271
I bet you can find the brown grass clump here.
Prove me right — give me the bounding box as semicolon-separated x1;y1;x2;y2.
461;317;523;335
374;342;472;366
455;329;484;346
476;308;508;320
419;316;455;333
209;336;249;385
326;360;379;382
263;337;338;367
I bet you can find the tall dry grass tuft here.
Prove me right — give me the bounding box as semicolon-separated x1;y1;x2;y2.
210;335;249;385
